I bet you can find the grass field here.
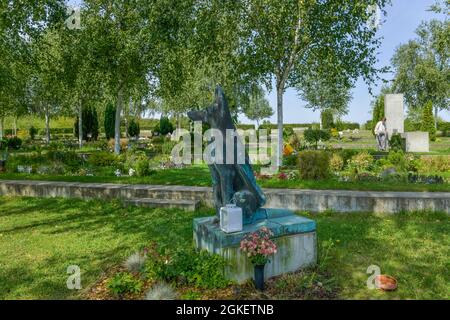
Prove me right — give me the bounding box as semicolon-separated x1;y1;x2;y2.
0;196;448;300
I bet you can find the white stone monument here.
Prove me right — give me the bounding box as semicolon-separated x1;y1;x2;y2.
384;94;404;138
402;132;430;152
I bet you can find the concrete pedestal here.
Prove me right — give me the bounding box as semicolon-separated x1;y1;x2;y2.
193;209;317;283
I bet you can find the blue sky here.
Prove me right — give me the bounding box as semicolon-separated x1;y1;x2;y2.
239;0;449;125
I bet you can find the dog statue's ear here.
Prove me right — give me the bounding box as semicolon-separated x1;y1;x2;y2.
215;85;227;116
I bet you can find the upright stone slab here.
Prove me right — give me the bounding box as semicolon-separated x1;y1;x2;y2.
403;132;429;152
384;94;404;138
193;209;317;283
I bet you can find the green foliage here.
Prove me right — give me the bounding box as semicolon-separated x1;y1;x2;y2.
241;86;273;125
104;104;116;140
135;158;152;177
348;151;374;173
392;20;449;116
418;155;450;174
158;117;174;136
371;93;385;132
437;122;450;137
74;105;99;142
145;248;231;289
5;137;22;150
389;133;406;152
107;272;143;297
128;119;140;138
387;151;408;172
421;101;436;141
303;129;331;149
329;154;344;172
283;154;298;167
29;126;38;140
321;110;334;130
298;151;330;180
87;152;118;167
335;122;360;131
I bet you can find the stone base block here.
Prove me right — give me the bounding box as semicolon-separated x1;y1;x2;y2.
193;210;317;283
402;131;429;152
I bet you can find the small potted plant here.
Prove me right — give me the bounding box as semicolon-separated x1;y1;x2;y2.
240;227;277;291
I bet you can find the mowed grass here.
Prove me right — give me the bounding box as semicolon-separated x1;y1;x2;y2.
1;196;449;300
0;196;211;299
306;211;450;300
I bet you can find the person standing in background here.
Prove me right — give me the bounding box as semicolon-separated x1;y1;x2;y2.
374;117;388;151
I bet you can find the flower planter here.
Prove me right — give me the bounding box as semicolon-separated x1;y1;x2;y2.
254;264;265;291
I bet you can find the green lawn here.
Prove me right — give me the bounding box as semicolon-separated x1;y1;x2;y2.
1;168;449;192
0;196;448;299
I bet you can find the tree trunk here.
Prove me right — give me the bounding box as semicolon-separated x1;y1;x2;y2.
114;86;123;154
78;99;83;149
125;97;130;138
0;116;4;140
45;107;50;144
276;80;284;168
434;106;438;130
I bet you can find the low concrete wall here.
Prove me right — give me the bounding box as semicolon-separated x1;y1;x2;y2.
0;180;449;214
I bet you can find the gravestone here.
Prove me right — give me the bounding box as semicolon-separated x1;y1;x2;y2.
402;132;430;152
384;94;404;138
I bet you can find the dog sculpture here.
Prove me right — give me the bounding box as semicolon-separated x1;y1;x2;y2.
187;86;266;224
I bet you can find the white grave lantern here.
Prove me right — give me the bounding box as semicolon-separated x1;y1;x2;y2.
220;204;243;233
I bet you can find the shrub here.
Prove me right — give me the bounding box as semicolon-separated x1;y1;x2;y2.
335;121;360;131
104;103;116;140
145;248;231;289
87;151;118;167
348;151;373;172
321;110;334;130
161;140;177;155
135;158;152;177
159;116;174;136
283;126;295;140
145;282;177;300
418;156;450;174
387;151;407;172
389;133;406;152
46;150;82;171
303;129;331;149
74;105;99;141
128;119;140;138
6;137;22;150
283;154;298;167
124;252;147;274
338;149;359;165
329;154;344;172
421;101;436;141
437;122;450;137
107;272;143;297
298;151;330;180
29;126;38;140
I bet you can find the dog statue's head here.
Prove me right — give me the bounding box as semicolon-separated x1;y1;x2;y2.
187;86;231;129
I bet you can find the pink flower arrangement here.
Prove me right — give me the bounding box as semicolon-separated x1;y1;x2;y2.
278;172;288;180
240;227;277;265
